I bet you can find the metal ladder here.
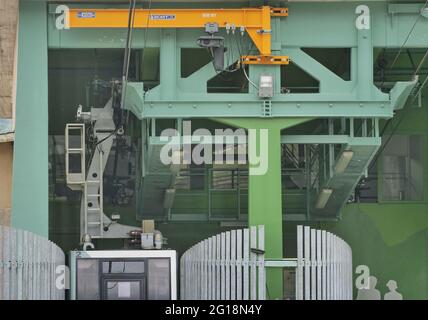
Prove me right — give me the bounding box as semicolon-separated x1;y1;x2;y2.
84;145;105;238
65;124;86;189
65;123;105;238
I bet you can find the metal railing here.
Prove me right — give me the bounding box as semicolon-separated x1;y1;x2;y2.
0;226;65;300
180;225;265;300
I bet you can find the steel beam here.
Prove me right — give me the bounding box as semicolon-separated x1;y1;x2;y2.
48;2;428;49
128;98;396;119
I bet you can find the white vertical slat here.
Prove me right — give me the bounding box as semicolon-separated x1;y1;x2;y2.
250;226;257;300
190;248;194;300
330;234;334;300
304;226;310;300
321;230;327;300
21;229;26;300
41;238;45;300
296;225;303;300
33;235;39;300
186;251;191;300
332;235;337;300
197;243;201;299
199;242;203;299
341;239;344;300
310;228;316;300
207;237;212;300
3;227;10;300
326;232;331;300
201;242;205;300
344;240;349;300
225;231;231;300
236;229;243;300
220;232;226;300
182;253;186;300
186;250;190;300
243;228;249;300
230;230;236;300
180;255;184;299
9;228;16;300
316;230;321;300
257;225;265;300
28;232;33;300
216;234;221;299
337;236;341;300
212;236;217;300
17;230;23;300
348;243;353;300
192;248;196;300
197;244;201;299
193;246;197;300
205;240;209;300
336;236;342;300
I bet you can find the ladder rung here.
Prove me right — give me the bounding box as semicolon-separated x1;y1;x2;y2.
87;208;101;211
87;194;101;197
68;148;83;152
86;180;101;184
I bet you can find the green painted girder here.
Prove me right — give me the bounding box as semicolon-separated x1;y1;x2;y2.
125;80;417;119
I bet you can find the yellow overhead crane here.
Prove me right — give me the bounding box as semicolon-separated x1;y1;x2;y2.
68;6;289;65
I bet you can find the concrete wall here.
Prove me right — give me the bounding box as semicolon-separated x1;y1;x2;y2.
0;142;13;226
0;0;18;226
0;0;18;119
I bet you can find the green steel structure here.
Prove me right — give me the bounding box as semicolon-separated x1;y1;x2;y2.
11;0;428;298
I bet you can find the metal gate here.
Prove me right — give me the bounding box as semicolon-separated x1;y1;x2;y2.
296;225;353;300
180;225;265;300
0;226;65;300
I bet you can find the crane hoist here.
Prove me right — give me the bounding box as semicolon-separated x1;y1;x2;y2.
66;5;289;66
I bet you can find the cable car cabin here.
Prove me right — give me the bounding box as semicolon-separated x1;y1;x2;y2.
70;250;177;300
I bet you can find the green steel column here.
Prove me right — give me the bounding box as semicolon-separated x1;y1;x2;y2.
12;0;49;237
357;27;373;100
216;118;310;299
248;125;283;299
160;29;177;100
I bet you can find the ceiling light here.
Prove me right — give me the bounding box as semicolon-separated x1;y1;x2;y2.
334;150;354;173
315;188;333;209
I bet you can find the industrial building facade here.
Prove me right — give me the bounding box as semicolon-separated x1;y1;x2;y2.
1;0;428;300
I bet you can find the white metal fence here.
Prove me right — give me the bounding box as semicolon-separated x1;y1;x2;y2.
0;225;65;300
180;225;265;300
296;225;353;300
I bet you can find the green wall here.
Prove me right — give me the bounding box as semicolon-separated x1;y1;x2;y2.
283;99;428;300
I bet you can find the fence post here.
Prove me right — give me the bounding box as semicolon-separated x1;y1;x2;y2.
257;225;265;300
230;230;236;300
236;229;242;300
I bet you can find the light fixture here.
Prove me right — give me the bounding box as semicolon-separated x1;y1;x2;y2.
334;150;354;173
315;188;333;209
258;74;274;98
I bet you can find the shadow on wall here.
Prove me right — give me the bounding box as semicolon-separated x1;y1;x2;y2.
324;204;428;300
284;203;428;299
